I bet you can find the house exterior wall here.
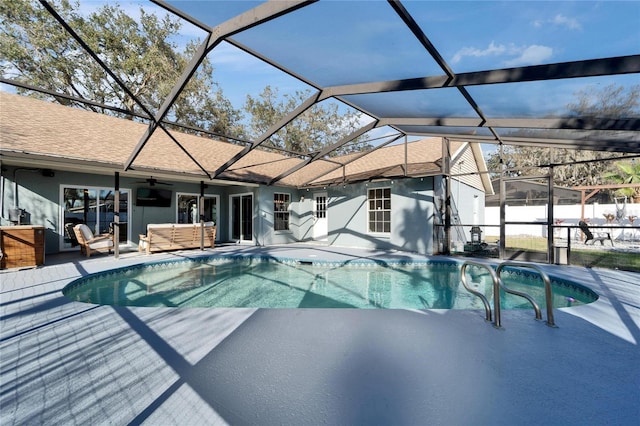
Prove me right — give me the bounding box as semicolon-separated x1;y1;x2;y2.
0;167;230;253
255;186;304;246
1;167;61;252
455;145;485;192
319;177;436;254
2;164;482;257
433;175;487;249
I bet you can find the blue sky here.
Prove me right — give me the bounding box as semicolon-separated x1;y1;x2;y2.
77;0;638;113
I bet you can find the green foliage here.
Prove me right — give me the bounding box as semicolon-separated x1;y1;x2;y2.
1;0;373;156
1;0;243;136
244;86;370;155
486;83;640;189
603;161;640;199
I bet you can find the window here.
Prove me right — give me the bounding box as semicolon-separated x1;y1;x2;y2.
315;195;327;219
274;193;290;231
61;186;130;250
368;187;391;233
177;194;219;226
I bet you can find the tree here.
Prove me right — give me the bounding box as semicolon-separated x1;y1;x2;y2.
2;1;375;155
603;160;640;202
0;0;243;136
244;86;371;156
486;83;640;188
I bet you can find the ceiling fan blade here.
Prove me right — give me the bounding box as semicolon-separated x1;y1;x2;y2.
134;177;173;186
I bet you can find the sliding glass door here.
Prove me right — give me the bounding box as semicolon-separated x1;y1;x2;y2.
230;193;253;243
177;193;219;240
61;186;130;250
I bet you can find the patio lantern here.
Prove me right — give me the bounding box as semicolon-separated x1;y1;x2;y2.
470;226;482;245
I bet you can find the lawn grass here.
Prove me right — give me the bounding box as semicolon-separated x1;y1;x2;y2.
484;235;640;272
569;250;640;272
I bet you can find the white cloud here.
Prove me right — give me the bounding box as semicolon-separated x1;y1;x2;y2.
504;45;554;67
552;14;582;30
451;41;506;64
533;14;582;30
451;42;553;67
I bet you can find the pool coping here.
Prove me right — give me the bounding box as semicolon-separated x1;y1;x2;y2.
1;244;639;425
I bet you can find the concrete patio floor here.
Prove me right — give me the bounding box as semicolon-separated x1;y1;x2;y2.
1;245;639;425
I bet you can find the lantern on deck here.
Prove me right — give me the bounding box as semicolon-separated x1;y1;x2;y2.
470;226;482;245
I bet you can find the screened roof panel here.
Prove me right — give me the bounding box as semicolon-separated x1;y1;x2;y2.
394;126;495;139
404;0;640;74
494;128;640;144
465;74;640;119
228;1;444;86
72;0;209;115
207;41;313;109
164;1;266;29
342;88;478;119
3;0;639;189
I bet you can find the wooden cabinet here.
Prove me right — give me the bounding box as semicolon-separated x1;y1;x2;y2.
0;226;45;269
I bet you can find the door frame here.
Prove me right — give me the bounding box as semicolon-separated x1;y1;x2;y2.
59;184;131;251
312;191;328;241
229;192;254;244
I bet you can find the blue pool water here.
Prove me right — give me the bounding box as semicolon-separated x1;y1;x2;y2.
62;255;598;309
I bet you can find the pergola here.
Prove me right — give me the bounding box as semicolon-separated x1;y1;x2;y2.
2;0;639;259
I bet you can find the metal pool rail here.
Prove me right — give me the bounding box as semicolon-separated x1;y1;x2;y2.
460;260;556;328
496;261;555;327
460;260;502;328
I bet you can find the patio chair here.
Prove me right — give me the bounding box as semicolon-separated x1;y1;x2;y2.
73;224;114;257
578;220;613;246
64;223;79;247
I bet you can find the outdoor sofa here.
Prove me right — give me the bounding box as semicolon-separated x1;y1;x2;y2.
138;222;216;254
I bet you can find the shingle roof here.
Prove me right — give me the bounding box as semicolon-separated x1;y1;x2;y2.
1;92;486;189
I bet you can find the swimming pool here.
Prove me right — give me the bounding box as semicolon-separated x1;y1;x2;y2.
62;255;598;309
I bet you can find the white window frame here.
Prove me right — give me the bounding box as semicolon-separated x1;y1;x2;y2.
367;187;391;234
59;184;131;251
273;192;291;232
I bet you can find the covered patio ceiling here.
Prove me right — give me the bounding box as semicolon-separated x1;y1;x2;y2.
3;0;639;187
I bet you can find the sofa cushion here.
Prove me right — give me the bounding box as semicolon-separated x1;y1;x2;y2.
88;238;113;250
77;224;94;241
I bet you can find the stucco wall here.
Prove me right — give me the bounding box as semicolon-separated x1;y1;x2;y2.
0;167;232;253
2;165;482;257
255;186;303;246
433;175;487;247
323;178;436;254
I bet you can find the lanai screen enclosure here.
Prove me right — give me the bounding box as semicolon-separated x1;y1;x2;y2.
1;0;639;261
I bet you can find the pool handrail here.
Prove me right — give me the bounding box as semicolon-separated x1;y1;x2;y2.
460;260;502;328
496;261;556;327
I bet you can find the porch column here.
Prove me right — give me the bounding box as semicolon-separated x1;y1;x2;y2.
113;172;119;259
442;138;451;255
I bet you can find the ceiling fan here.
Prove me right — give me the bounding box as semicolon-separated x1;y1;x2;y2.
136;176;173;186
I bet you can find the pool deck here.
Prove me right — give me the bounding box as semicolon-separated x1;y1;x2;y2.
1;244;639;425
